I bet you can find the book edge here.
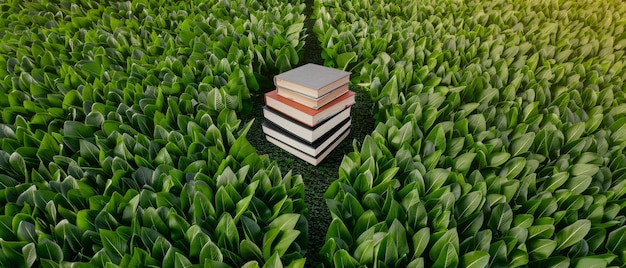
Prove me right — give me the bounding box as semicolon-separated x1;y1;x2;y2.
274;64;351;97
262;119;351;155
265;127;351;166
276;83;349;109
265;90;355;126
263;106;352;142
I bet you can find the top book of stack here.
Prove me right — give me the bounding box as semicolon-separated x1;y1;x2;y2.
274;63;351;99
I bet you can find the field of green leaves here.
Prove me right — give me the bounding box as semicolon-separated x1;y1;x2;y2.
0;0;625;267
315;0;626;267
0;0;309;267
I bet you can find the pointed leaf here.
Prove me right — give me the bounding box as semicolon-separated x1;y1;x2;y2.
36;238;63;263
461;250;489;268
605;225;626;253
22;242;37;268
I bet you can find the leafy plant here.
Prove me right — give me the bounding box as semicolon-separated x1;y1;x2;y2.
0;0;309;266
317;0;626;266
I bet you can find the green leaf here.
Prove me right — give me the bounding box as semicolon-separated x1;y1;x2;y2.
359;136;382;161
488;203;513;232
188;230;210;258
357;160;379;189
610;118;626;143
489;240;508;264
333;249;359;268
286;22;304;36
17;221;38;243
55;220;83;253
564;175;592;195
22;242;37;268
152;235;172;261
91;249;113;267
9;152;26;178
163;247;185;268
454;152;476;175
242;261;260;268
499;157;526;180
285;258;305;268
556;219;591;251
389;219;409;257
381;75;399;104
199;240;223;265
174;252;193;268
461;250;489;268
605;225;626;253
528;223;556;240
241;215;262;244
167;211;190;243
424;168;450;194
142;207;168;235
433;242;459;268
337;52;357;70
234;194;253;222
193;192;215;224
326;218;353;246
79;139;100;163
509;248;529;267
216;213;239;251
100;229;128;259
456;191;484;219
77;60;102;77
36;238;63;263
430;229;459;263
276;53;292;73
274;229;301;257
228;136;256;162
543;172;569;192
215;186;235;217
569;164;599;177
565;122;585;144
354;239;375;264
63;90;83;109
263;252;283;268
573;254;616;268
263;229;283;261
154;147;174;166
489;152;511;167
528;239;557;260
240;239;263;261
269;213;301;232
95;210;119;231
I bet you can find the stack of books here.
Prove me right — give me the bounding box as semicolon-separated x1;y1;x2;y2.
262;63;355;165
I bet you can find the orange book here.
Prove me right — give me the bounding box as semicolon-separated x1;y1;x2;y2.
264;90;356;127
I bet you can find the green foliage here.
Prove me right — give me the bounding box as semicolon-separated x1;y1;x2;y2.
318;0;626;266
0;0;308;266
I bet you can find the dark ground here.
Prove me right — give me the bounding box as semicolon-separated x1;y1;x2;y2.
243;0;376;266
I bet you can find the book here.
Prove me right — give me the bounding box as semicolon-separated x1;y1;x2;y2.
276;83;349;109
264;90;355;127
262;117;351;156
265;126;351;166
274;63;351;98
263;105;351;143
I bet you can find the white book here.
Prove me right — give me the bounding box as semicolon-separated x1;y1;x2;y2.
274;63;351;98
262;118;351;157
265;127;350;166
262;106;351;143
